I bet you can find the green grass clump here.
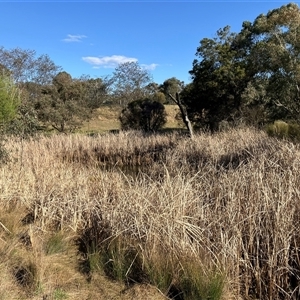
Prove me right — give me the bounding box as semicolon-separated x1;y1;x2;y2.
144;248;178;295
266;120;289;138
142;248;225;299
266;120;300;141
96;237;145;284
83;233;225;299
287;122;300;141
53;288;68;300
178;259;224;300
44;232;69;255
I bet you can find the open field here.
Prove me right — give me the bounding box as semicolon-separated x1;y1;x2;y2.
0;128;300;299
80;105;185;133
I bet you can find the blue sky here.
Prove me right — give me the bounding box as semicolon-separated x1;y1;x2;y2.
1;1;297;84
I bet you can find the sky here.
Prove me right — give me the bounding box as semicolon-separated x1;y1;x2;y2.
1;1;298;84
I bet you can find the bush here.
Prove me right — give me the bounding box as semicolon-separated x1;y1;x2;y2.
0;74;20;163
0;74;20;127
266;120;300;141
4;103;42;137
119;98;167;132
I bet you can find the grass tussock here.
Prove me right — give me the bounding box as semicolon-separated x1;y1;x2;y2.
266;120;300;142
1;127;300;299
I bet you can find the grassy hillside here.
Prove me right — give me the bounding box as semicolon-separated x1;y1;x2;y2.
80;105;184;133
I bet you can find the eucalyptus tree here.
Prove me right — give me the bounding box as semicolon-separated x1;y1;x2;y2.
183;3;300;130
111;61;153;107
0;47;61;135
242;2;300;122
160;77;185;104
37;72;90;132
159;77;194;137
0;47;60;85
0;73;20;161
182;26;249;131
79;75;112;109
144;82;166;104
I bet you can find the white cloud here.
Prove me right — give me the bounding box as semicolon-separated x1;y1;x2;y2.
141;63;159;71
62;34;87;42
82;55;138;68
82;56;159;71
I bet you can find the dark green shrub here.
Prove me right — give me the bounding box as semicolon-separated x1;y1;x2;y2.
0;74;20;126
119;98;167;132
0;74;20;163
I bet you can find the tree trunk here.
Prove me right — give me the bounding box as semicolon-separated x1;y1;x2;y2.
168;92;194;139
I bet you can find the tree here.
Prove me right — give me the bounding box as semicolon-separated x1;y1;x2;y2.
78;75;112;109
168;92;194;139
160;77;194;138
183;3;300;131
119;98;167;132
0;47;61;135
111;62;153;107
145;82;166;104
160;77;185;104
0;47;61;85
242;3;300;122
36;71;90;133
182;26;249;131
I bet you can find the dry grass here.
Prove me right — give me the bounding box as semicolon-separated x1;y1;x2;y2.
80;105;122;133
80;104;184;134
1;127;300;299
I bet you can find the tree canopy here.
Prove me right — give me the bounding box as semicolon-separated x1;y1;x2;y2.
111;62;153;107
160;77;185;104
182;3;300;130
0;47;61;85
36;72;91;132
182;26;250;130
246;3;300;121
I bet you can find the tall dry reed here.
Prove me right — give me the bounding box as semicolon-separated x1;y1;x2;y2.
1;128;299;299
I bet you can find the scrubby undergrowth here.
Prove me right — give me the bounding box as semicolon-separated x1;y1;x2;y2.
1;128;299;299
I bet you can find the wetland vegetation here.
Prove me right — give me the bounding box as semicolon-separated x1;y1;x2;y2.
1;128;299;299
